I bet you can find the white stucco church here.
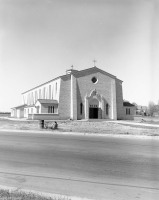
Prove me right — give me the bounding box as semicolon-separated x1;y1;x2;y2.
11;66;135;120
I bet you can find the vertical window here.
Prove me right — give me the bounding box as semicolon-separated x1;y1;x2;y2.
106;103;109;115
36;91;38;102
27;94;30;105
31;92;34;104
56;83;57;94
35;91;37;102
43;87;46;99
39;89;41;99
48;106;55;113
49;85;51;99
126;108;130;115
80;103;83;115
52;85;54;99
29;93;31;105
53;106;54;113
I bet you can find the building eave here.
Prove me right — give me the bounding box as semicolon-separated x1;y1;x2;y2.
11;104;27;109
36;99;58;104
22;76;61;95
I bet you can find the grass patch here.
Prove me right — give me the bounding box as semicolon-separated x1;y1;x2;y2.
0;189;71;200
0;117;159;136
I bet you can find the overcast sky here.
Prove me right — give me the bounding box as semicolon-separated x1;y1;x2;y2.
0;0;158;111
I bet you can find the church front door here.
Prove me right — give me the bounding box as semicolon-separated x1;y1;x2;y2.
89;107;98;119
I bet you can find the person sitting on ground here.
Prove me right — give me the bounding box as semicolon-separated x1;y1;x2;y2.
51;121;58;130
54;121;58;129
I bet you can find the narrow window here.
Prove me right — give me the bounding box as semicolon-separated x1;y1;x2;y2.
52;85;54;99
126;108;130;115
35;91;37;102
49;85;51;99
80;103;83;115
30;92;33;105
29;93;31;105
27;94;30;105
48;106;54;113
56;83;57;94
53;106;54;113
106;103;109;115
43;87;46;99
39;89;41;99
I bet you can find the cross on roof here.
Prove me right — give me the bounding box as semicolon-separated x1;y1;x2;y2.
93;59;97;67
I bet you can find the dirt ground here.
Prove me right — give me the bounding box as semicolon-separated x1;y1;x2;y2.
0;116;159;136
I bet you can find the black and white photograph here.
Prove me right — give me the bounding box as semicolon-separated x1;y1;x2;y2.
0;0;159;199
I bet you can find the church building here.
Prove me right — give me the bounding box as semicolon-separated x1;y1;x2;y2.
11;66;135;120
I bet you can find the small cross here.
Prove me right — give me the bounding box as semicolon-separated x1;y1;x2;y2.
93;59;97;67
71;65;74;70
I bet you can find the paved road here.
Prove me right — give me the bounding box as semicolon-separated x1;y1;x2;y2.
0;130;159;200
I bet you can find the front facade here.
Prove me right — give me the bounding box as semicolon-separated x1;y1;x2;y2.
11;67;134;120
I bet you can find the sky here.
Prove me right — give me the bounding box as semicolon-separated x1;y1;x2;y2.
0;0;158;111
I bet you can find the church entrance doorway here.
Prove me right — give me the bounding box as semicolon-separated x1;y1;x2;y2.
89;107;98;119
89;98;99;119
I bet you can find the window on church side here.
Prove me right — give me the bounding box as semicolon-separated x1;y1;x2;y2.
31;92;34;104
29;93;31;105
80;103;83;115
52;85;54;99
35;91;37;102
56;83;57;94
49;85;51;99
43;87;46;99
27;94;29;105
39;89;41;99
106;103;109;115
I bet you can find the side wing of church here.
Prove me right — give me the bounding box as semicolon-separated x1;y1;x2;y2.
11;67;135;120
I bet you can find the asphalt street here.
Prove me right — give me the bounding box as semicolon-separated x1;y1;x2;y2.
0;130;159;200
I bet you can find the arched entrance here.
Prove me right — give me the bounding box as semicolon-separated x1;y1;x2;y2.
85;89;105;119
89;98;99;119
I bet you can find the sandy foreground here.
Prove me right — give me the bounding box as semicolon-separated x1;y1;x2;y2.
0;117;158;136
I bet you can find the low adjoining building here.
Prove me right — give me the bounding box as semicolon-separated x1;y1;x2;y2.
11;66;135;120
123;101;136;120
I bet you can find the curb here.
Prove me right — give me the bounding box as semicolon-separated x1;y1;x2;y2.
0;128;159;140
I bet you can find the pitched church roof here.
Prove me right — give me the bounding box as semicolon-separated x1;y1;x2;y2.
75;66;116;78
63;66;123;83
22;66;122;94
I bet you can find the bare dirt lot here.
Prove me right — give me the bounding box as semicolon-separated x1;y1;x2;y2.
0;116;159;136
